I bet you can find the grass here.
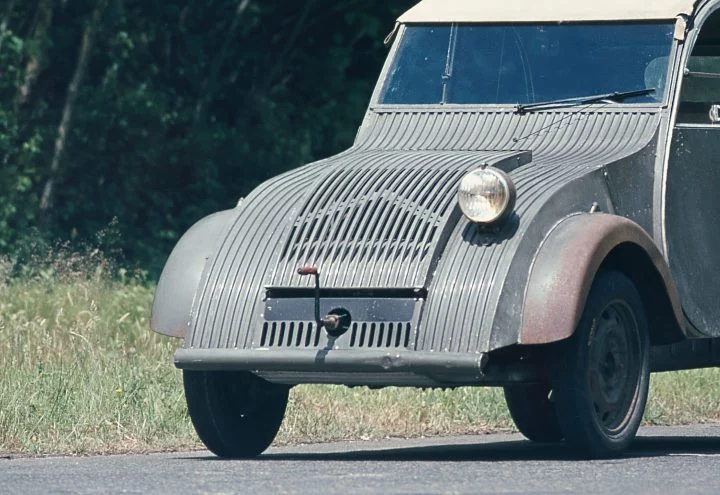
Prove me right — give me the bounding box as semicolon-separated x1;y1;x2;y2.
0;261;196;455
0;258;718;455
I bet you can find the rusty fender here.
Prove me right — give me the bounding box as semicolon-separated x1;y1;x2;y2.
519;213;687;345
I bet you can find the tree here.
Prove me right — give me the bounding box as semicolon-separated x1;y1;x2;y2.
40;0;109;215
0;0;416;273
15;0;54;108
192;0;251;128
0;0;17;54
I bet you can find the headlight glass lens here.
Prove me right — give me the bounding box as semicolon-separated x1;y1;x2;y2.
458;167;515;224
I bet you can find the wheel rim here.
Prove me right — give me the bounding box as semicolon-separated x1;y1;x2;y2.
587;300;642;435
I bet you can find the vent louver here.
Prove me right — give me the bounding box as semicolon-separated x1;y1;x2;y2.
272;161;471;289
259;321;413;349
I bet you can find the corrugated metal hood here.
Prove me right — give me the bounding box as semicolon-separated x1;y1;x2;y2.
187;107;662;350
268;149;530;289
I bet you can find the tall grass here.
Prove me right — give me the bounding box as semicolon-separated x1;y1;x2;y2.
0;254;717;455
0;256;197;455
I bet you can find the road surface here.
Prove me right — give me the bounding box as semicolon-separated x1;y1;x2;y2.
1;425;719;494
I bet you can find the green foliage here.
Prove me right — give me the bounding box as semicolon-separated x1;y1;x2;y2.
0;254;191;454
0;0;415;273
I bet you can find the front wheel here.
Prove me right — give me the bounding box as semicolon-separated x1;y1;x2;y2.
183;370;289;458
503;384;564;442
552;270;650;458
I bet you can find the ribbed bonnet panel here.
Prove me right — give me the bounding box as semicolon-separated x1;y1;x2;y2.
188;107;660;351
270;149;521;289
355;108;656;155
354;108;661;353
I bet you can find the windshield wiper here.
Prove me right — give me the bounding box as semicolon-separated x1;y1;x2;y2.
514;88;656;114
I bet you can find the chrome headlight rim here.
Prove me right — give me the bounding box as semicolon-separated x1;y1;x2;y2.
457;166;517;225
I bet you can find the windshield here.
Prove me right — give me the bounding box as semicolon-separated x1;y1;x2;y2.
380;23;675;105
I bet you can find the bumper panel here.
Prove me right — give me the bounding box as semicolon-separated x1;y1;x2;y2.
174;348;542;386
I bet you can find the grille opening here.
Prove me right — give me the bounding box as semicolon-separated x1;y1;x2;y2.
348;321;412;349
269;323;277;346
274;166;462;288
260;321;318;348
287;322;295;347
347;201;373;240
395;323;403;347
260;320;413;349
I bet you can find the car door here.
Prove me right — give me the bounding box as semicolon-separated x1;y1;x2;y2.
666;5;720;338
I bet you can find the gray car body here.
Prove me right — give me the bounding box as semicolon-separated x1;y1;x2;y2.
152;3;720;387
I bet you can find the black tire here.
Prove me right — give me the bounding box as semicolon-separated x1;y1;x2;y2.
183;370;289;458
504;384;564;442
552;270;650;459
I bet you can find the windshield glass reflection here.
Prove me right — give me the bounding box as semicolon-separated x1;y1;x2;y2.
380;23;675;105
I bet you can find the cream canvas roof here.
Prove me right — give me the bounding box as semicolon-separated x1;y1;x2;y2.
398;0;698;23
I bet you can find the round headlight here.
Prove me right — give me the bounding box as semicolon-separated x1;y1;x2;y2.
457;167;516;224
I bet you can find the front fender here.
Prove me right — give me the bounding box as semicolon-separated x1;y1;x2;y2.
520;213;687;345
151;208;238;338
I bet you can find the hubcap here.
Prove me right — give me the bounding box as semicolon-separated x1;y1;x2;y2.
588;301;641;434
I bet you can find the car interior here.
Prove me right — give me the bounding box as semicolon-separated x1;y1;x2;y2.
677;10;720;124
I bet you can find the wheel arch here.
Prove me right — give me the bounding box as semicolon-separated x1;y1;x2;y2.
151;207;239;338
598;243;684;345
519;213;686;346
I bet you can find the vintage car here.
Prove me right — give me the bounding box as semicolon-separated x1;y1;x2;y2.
151;0;720;459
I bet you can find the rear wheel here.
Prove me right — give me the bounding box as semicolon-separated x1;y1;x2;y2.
183;370;289;458
552;270;650;458
504;384;564;442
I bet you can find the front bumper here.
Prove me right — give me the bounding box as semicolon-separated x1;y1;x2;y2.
174;348;542;387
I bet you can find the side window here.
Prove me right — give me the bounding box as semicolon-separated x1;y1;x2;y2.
677;11;720;124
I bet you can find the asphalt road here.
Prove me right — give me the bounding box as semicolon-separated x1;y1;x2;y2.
1;425;719;495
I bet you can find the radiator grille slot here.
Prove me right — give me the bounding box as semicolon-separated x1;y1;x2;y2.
260;321;321;348
258;321;413;349
349;322;412;349
272;162;469;288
